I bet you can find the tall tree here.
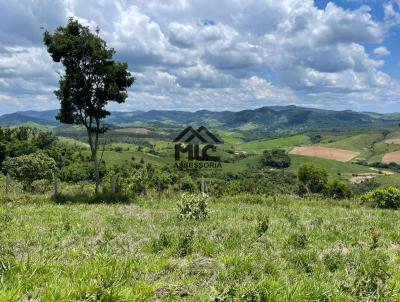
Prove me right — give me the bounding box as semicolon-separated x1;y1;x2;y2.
43;18;134;193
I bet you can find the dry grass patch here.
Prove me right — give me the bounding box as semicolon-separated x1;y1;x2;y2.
289;146;360;162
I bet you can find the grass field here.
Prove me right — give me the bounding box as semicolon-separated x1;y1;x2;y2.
288;155;372;175
0;195;399;301
236;135;310;154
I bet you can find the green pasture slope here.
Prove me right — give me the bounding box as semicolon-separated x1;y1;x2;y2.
234;134;310;154
61;129;398;177
0;195;399;301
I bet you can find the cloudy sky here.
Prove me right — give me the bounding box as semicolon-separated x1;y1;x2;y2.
1;0;400;114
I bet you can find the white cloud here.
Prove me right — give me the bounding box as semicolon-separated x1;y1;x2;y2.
374;46;391;57
0;0;399;113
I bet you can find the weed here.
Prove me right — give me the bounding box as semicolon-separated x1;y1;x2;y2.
288;232;308;248
177;230;194;257
151;232;171;253
256;215;269;237
177;193;208;220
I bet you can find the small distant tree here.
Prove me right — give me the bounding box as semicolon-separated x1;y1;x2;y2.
260;149;291;169
325;178;352;199
297;163;328;194
43;18;134;193
309;134;322;144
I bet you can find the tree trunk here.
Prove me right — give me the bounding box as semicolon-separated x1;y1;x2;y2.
93;152;100;194
87;127;100;194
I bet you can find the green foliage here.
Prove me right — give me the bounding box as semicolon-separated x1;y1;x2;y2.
325;178;352;199
31;179;52;194
43;18;134;127
287;232;308;248
177;230;194;257
260;149;291;169
352;251;390;299
177;193;208;220
43;18;134;192
309;133;322;144
352;178;380;195
151;232;171;253
256;215;269;237
0;127;57;167
3;151;57;188
297;163;328;194
360;186;400;209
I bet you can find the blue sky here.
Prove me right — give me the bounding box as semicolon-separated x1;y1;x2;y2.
1;0;400;114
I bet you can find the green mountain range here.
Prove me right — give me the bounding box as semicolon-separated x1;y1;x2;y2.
1;106;399;135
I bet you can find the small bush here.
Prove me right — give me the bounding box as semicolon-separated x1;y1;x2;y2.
177;231;194;257
325;178;352;199
151;232;171;253
177;193;208;220
31;179;52;194
260;149;291;169
297;163;328;194
256;216;269;237
360;186;400;209
351;178;379;195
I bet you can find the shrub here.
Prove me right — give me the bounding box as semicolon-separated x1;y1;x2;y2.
177;231;194;257
256;216;269;237
177;193;208;220
309;134;322;144
260;149;291;169
297;163;328;194
325;178;352;199
3;151;57;189
151;232;171;253
360;187;400;209
31;179;52;194
351;178;379;195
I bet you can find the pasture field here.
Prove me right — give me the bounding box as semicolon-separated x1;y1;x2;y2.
235;135;310;154
287;155;372;175
0;195;400;301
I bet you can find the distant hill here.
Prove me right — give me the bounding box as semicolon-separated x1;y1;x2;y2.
0;106;399;134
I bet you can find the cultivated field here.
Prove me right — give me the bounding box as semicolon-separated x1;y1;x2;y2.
385;139;400;145
289;146;360;162
382;151;400;164
115;127;151;134
1;195;399;301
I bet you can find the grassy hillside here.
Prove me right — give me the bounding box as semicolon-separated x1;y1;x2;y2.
288;155;372;175
235;134;310;154
0;196;399;301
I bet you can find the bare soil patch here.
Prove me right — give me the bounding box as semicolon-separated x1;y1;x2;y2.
385;139;400;145
382;151;400;164
289;146;360;162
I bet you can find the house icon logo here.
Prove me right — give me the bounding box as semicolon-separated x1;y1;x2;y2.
173;126;223;169
173;126;222;144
